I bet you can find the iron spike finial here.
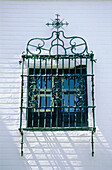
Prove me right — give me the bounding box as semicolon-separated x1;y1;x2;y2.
56;14;60;18
46;14;69;31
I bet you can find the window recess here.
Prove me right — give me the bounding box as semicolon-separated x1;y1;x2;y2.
19;14;96;157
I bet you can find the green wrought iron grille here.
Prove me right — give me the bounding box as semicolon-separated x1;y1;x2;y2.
28;66;88;128
19;14;96;157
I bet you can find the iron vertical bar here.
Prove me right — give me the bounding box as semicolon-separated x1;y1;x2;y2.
86;57;88;126
91;55;95;130
21;130;23;156
80;56;83;127
20;56;24;156
44;58;47;128
38;57;41;127
56;58;59;127
33;55;36;73
50;57;53;127
56;29;59;127
91;54;95;157
32;55;36;127
20;56;24;130
91;131;94;157
68;56;70;127
62;56;64;127
27;58;29;127
74;56;76;127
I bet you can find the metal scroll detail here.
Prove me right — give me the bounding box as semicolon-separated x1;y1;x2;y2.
75;76;87;110
28;77;38;110
26;14;88;56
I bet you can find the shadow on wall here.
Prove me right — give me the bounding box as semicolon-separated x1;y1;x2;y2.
22;131;93;170
0;118;112;170
22;129;112;170
0;119;28;170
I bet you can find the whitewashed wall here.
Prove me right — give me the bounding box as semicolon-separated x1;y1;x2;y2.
0;0;112;169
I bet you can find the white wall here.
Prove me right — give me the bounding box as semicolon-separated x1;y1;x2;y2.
0;0;112;169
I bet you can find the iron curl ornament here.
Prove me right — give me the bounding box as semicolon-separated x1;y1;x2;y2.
26;14;89;57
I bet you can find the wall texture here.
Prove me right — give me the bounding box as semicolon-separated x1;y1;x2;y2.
0;0;112;169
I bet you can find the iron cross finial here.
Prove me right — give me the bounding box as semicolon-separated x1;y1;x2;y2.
46;14;69;31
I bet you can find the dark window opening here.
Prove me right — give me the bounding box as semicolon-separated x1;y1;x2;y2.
28;66;88;128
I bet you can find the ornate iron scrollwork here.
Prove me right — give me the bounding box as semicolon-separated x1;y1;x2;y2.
26;14;89;56
29;77;38;110
75;76;87;111
52;77;62;105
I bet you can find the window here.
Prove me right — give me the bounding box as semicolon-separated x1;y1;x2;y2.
19;14;96;157
28;65;88;128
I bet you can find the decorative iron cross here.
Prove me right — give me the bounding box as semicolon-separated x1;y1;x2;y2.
46;14;69;31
